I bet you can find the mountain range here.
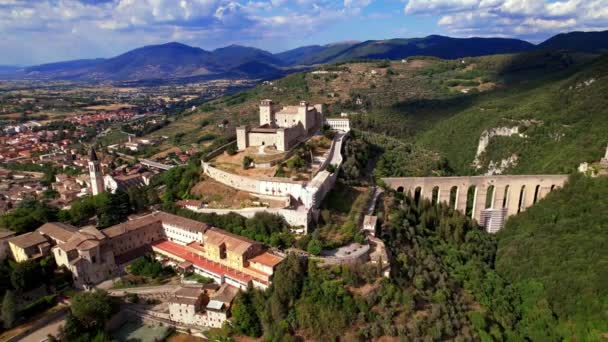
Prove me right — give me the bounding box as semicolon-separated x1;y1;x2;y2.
4;30;607;82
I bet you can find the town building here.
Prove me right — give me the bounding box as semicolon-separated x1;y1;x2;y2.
168;283;238;329
236;100;324;152
7;222;77;262
45;211;283;289
87;148;157;195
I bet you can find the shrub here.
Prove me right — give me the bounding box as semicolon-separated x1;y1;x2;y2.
243;156;254;169
226;144;237;156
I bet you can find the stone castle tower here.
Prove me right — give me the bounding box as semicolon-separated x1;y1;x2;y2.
88;148;105;196
259;99;275;126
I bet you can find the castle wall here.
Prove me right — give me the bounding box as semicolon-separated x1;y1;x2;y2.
247;132;279;148
184;205;312;231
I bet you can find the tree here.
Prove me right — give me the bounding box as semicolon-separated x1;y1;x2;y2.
306;239;323;255
11;259;40;292
226;144;237;156
243;156;254;169
1;290;16;329
231;289;262;337
70;290;115;330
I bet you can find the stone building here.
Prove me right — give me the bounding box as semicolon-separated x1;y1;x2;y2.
237;100;323;152
46;211;283;289
52;226;116;289
168;283;238;329
7;222;77;262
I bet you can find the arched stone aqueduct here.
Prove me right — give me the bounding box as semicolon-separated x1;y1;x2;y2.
382;175;568;223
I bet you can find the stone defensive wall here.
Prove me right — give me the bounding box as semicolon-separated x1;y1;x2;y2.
181;206;311;233
201;162;312;206
382;174;568;221
202;131;349;211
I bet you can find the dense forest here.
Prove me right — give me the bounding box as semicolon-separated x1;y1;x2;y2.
496;174;608;339
216;188;591;341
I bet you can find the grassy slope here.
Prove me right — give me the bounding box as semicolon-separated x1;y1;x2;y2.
496;175;608;339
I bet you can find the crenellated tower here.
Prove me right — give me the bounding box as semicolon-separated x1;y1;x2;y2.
259;99;275;126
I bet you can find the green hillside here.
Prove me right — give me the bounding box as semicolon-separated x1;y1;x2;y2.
416;53;608;174
496;174;608;339
146;51;606;176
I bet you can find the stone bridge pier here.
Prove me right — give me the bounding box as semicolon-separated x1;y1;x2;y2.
382;175;568;231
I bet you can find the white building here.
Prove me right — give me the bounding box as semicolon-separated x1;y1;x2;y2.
168;284;238;329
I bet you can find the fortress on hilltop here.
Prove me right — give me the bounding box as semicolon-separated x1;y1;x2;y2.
200;99;350;233
237;100;324;152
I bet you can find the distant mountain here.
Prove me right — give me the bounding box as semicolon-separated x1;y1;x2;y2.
90;42;220;80
212;45;284;69
11;42;287;82
228;61;283;79
279;36;535;65
0;65;21;72
3;31;606;82
276;42;358;65
537;30;608;54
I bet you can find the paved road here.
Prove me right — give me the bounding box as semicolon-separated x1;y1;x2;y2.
20;313;67;342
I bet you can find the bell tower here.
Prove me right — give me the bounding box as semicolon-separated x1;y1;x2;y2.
88;148;105;196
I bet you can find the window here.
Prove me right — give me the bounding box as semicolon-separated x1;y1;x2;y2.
92;256;96;263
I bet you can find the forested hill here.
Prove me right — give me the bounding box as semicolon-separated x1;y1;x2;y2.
496;175;608;339
415;53;608;174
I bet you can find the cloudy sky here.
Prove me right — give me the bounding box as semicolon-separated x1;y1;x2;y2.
0;0;606;65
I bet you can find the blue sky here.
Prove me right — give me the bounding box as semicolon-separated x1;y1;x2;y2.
0;0;606;65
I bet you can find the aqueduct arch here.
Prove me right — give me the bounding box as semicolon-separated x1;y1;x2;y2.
383;175;568;231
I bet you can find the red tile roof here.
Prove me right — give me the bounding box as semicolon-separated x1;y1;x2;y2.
152;240;268;285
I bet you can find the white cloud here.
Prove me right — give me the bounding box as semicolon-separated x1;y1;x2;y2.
0;0;364;64
406;0;608;40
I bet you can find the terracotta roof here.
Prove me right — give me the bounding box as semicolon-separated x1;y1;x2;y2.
211;283;239;305
57;226;107;253
38;222;78;243
152;240;257;284
175;286;204;299
204;228;259;255
0;228;16;240
111;174;146;189
103;211;207;239
156;212;208;233
249;252;283;268
102;212;164;238
8;231;48;249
